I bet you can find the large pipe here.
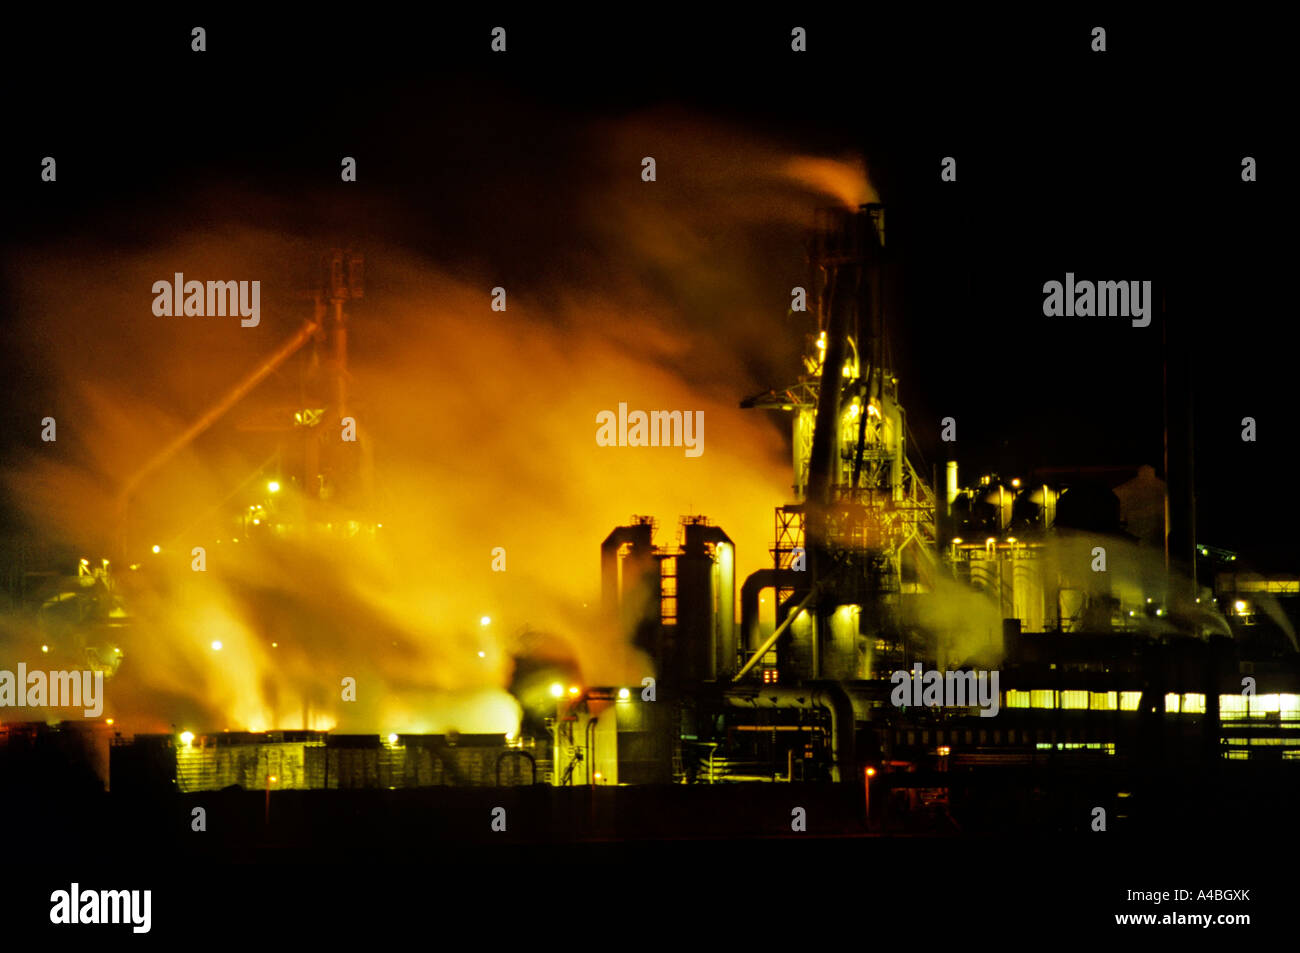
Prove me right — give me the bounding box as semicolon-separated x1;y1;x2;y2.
722;681;855;782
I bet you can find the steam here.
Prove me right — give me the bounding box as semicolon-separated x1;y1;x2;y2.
0;115;876;736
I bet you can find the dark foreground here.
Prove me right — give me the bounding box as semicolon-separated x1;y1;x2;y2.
2;770;1294;941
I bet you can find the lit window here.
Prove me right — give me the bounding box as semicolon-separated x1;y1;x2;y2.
1090;692;1118;711
1219;694;1248;719
1119;692;1142;711
1250;694;1280;716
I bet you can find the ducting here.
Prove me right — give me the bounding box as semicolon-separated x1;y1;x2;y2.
722;681;856;782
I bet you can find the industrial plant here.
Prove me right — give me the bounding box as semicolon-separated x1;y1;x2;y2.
4;207;1296;844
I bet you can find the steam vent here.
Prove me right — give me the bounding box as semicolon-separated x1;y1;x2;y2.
2;9;1291;941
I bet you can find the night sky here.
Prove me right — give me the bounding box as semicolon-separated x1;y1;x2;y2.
2;10;1292;564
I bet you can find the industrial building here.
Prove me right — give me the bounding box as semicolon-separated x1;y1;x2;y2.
8;211;1299;830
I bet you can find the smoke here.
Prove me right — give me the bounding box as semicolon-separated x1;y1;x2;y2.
0;113;876;736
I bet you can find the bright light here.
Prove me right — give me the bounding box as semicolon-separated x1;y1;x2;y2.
865;767;876;777
180;731;194;746
1006;537;1017;544
480;616;491;626
267;481;281;493
387;733;398;744
252;518;260;525
568;686;580;696
1011;479;1020;487
594;772;602;780
816;332;826;350
151;545;161;554
211;640;223;651
549;683;564;698
269;776;277;784
937;746;951;757
106;718;114;726
477;651;486;658
271;642;278;648
1234;600;1248;613
618;688;631;700
114;647;121;654
951;538;963;545
40;644;48;653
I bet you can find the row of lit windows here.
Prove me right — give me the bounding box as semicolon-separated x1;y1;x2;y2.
1034;742;1116;754
1002;692;1300;716
1005;690;1142;711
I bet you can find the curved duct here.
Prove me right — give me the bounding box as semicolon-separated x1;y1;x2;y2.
739;568;803;657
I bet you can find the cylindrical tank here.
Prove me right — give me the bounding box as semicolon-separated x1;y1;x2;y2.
1012;555;1045;632
977;484;1014;531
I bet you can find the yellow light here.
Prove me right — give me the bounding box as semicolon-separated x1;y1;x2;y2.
151;545;161;554
114;647;121;654
816;332;826;350
618;688;631;700
80;558;89;566
180;731;194;746
951;538;963;545
252;519;260;525
387;733;398;744
271;642;278;648
568;686;580;696
480;616;491;626
106;718;114;726
267;481;281;493
846;403;860;419
1234;600;1248;613
269;776;277;784
865;767;876;777
1011;478;1020;488
550;683;564;698
867;403;880;417
986;537;996;546
937;746;951;757
594;772;602;780
477;651;486;658
41;644;48;653
211;640;223;651
1007;537;1017;544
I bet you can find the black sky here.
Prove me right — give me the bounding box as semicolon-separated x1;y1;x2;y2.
1;10;1293;563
